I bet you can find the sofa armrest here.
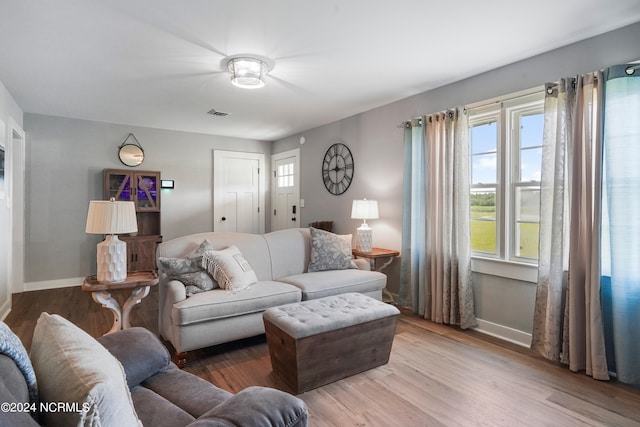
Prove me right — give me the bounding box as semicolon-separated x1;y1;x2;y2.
98;327;170;388
187;386;308;427
353;258;371;271
165;278;188;302
158;279;187;342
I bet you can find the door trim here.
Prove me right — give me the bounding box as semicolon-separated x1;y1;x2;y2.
9;119;24;295
271;148;300;231
213;150;265;234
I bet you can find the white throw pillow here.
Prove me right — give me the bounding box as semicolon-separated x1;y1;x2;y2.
30;313;141;427
202;245;258;292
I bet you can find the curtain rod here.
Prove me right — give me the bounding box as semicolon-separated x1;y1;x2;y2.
398;110;461;128
398;86;544;129
465;85;544;110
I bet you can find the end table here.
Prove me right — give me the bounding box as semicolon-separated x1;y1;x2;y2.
82;271;158;335
352;248;400;303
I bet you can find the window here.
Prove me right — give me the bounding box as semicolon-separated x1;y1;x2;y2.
469;92;544;264
277;162;295;188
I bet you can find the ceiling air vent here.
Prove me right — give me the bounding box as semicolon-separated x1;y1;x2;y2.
207;108;230;117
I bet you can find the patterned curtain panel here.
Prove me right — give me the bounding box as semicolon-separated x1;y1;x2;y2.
531;73;609;380
399;109;476;329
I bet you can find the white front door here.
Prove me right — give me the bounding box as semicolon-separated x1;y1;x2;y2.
271;149;300;231
213;150;265;233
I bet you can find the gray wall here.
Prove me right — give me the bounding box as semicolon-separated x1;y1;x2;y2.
24;114;271;284
273;22;640;338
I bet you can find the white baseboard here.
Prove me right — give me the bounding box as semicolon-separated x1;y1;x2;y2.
23;277;84;292
473;318;532;348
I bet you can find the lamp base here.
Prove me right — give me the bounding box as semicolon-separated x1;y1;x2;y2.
356;223;373;253
96;235;127;283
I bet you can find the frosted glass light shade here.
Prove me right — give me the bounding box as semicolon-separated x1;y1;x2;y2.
85;199;137;283
227;57;268;89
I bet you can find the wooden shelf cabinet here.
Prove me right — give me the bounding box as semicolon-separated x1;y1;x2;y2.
104;169;162;273
121;235;163;272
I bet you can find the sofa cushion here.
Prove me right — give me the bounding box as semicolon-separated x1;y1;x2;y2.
157;232;274;281
130;386;195;427
278;269;387;300
308;227;357;272
0;321;37;407
98;327;170;389
0;357;39;427
263;228;311;279
30;313;141;427
158;239;217;296
142;364;233;418
172;281;302;326
190;386;308;427
202;246;258;292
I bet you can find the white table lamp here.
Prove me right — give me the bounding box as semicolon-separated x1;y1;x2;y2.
351;199;379;253
85;198;138;283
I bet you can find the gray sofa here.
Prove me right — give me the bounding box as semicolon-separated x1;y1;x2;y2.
157;228;387;364
0;322;307;427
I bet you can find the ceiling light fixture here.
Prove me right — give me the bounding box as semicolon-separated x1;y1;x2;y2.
224;55;274;89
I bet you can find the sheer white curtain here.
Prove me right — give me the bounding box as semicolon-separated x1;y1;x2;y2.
531;73;609;379
400;108;476;328
601;64;640;385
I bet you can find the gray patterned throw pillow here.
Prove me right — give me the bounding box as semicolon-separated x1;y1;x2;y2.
308;227;358;272
158;239;218;296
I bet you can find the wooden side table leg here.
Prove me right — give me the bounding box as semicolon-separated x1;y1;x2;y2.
122;286;150;329
92;291;122;335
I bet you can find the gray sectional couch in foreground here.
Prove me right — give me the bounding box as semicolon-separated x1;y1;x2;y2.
0;314;307;427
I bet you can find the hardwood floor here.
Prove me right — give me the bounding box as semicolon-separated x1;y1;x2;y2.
5;286;640;426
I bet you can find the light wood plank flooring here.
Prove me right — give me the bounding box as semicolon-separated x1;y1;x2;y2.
5;286;640;426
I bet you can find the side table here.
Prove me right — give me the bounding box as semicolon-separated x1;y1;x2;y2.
352;248;400;303
82;271;158;335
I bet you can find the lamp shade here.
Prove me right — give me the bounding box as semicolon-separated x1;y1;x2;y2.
85;199;138;235
351;199;379;220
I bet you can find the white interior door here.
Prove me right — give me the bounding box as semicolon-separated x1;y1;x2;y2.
271;149;300;231
213;150;265;233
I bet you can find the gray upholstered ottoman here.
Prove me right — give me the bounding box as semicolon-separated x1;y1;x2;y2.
263;292;400;394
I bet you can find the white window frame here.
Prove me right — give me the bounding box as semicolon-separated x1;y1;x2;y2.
469;108;503;260
469;91;544;282
507;99;544;263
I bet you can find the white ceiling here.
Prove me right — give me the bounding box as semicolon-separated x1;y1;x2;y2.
1;1;640;141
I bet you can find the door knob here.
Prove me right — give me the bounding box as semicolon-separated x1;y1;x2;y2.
221;217;226;221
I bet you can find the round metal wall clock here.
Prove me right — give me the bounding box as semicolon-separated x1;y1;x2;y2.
322;143;354;195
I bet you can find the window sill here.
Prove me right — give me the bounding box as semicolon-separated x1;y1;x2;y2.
471;257;538;283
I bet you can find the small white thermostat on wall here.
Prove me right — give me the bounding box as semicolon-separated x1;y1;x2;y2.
161;180;175;189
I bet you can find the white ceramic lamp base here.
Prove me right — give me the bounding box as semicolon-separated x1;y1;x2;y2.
96;235;127;283
356;223;373;253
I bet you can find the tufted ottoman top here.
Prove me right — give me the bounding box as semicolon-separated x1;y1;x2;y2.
263;292;400;339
